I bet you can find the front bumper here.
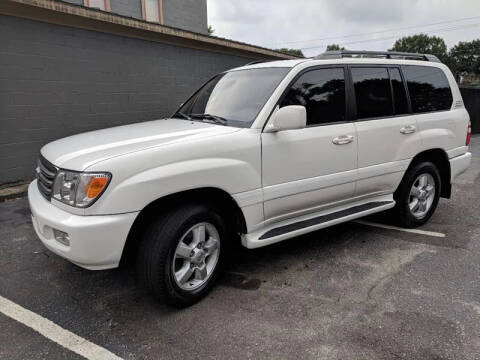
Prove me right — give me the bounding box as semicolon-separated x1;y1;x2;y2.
28;180;139;270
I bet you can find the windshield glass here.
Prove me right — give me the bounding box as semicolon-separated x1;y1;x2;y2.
174;67;290;127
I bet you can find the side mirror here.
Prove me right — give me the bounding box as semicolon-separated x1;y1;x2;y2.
264;105;306;133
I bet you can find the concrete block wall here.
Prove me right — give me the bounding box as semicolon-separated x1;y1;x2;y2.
0;14;256;184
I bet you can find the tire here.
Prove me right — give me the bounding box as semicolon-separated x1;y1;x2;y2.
393;161;441;228
136;204;230;307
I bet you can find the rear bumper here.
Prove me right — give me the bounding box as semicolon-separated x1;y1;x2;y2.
450;152;472;181
28;180;139;270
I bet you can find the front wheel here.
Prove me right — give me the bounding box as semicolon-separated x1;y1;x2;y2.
137;204;229;307
393;161;441;228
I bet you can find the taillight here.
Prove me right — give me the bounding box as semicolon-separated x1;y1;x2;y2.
466;122;471;146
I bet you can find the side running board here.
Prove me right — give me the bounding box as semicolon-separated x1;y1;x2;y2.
242;200;395;249
259;201;392;239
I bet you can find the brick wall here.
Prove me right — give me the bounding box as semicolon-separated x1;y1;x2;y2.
0;14;256;184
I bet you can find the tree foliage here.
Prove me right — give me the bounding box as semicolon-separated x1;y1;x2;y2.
388;34;479;82
326;44;346;51
208;25;215;35
390;34;447;61
275;48;305;58
448;39;480;75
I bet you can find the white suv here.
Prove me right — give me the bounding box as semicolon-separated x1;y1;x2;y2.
29;51;472;306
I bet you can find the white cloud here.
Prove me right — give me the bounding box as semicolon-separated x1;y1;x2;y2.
324;0;408;23
207;0;480;56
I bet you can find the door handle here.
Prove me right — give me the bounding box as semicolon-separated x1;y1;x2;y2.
400;125;416;134
332;134;354;145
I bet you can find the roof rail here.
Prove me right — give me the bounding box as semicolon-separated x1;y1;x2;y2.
314;50;441;63
245;59;272;65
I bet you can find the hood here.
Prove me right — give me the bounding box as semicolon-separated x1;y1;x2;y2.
41;118;240;170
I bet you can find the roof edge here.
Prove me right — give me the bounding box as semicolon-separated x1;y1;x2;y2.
1;0;296;60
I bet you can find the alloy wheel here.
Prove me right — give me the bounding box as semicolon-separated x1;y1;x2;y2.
408;173;436;219
171;222;221;291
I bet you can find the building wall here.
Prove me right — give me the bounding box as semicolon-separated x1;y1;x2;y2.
62;0;208;34
162;0;208;34
110;0;142;20
0;14;257;184
63;0;83;5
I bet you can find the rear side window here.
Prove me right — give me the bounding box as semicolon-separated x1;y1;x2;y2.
351;67;393;119
389;68;409;115
281;67;346;125
403;66;453;113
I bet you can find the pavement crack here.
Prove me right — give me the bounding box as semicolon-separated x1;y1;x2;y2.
367;272;392;302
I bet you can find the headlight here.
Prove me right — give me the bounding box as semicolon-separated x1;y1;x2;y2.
52;170;111;208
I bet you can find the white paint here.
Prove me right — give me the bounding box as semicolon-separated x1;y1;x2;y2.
29;182;139;270
243;195;395;248
262;121;357;221
29;57;471;270
144;0;160;22
0;295;123;360
355;220;446;238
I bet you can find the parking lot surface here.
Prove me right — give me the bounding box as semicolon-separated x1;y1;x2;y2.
1;136;479;360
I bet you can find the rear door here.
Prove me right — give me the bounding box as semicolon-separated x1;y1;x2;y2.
402;65;457;151
352;66;422;197
261;66;357;223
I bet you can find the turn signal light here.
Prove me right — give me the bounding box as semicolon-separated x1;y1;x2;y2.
84;176;109;198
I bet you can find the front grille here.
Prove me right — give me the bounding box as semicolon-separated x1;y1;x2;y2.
36;155;58;200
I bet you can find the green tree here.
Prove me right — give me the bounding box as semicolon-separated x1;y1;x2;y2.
390;34;448;61
326;44;346;51
275;48;305;58
208;25;215;35
448;39;480;76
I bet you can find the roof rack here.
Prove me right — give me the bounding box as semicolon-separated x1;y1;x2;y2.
314;50;441;63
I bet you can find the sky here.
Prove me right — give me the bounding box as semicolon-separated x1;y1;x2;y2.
207;0;480;56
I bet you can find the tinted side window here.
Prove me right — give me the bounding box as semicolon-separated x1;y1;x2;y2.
281;68;345;125
389;68;409;115
351;67;393;119
403;66;453;113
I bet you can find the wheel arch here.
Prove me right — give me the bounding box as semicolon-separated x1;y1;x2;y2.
120;187;247;266
404;148;451;198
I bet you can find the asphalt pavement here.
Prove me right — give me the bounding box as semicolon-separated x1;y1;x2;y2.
0;136;479;360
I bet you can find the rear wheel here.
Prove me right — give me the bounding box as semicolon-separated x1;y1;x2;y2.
137;204;229;307
393;161;441;228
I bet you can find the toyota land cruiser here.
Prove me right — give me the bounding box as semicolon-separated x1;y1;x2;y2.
29;51;472;306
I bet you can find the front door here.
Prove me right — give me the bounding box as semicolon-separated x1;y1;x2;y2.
261;67;357;223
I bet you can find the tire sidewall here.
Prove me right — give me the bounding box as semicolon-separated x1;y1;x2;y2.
158;205;229;305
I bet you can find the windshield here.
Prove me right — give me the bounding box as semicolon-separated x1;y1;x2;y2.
174;67;290;127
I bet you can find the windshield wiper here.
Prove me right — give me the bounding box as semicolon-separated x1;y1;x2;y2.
172;111;191;120
190;113;228;126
